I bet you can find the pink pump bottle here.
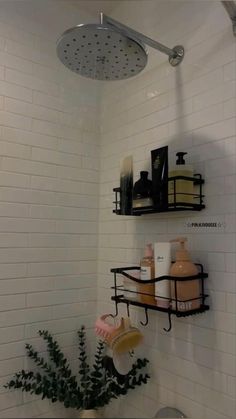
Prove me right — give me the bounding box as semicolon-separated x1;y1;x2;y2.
138;244;156;305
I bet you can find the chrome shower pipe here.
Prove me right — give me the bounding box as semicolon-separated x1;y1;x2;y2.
100;12;184;66
222;1;236;36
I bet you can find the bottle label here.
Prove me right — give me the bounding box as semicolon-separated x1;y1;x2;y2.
140;266;151;281
177;301;192;311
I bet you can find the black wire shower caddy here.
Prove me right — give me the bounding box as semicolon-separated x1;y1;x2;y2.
113;174;205;215
110;264;209;332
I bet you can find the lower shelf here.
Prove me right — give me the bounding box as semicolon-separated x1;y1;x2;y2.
111;265;209;332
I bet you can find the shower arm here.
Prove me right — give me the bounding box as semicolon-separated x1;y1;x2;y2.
221;1;236;36
101;13;184;66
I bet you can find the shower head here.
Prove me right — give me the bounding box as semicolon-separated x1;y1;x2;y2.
57;23;148;81
57;13;184;81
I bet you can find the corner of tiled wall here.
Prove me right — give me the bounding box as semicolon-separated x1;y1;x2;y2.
0;4;100;417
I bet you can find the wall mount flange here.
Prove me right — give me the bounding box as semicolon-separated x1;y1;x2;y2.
169;45;185;66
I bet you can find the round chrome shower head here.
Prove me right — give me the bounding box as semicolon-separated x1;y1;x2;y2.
56;23;148;81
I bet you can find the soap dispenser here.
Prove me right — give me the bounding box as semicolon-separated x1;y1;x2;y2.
168;152;193;205
170;237;200;311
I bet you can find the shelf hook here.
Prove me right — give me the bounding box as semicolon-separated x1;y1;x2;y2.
140;307;149;326
163;311;172;332
111;301;119;318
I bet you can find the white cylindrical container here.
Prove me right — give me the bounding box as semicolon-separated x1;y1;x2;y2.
154;242;171;308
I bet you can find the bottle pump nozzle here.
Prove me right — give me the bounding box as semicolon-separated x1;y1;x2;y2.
170;237;189;261
176;152;187;165
144;243;153;257
170;237;187;246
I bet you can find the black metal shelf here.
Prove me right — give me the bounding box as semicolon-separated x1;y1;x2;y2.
113;174;205;215
111;265;209;332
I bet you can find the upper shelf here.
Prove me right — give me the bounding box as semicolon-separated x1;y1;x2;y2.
113;174;205;215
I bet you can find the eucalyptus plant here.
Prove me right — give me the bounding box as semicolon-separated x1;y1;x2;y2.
5;326;150;410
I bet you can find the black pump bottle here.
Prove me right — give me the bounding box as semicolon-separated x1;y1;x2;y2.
132;171;153;210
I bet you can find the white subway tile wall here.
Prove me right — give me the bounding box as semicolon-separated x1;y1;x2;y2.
98;1;236;419
0;0;235;418
0;3;99;418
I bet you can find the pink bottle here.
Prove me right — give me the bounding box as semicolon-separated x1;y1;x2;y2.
170;237;200;311
138;244;156;305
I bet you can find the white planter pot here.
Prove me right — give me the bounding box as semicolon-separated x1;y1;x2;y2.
79;409;102;418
